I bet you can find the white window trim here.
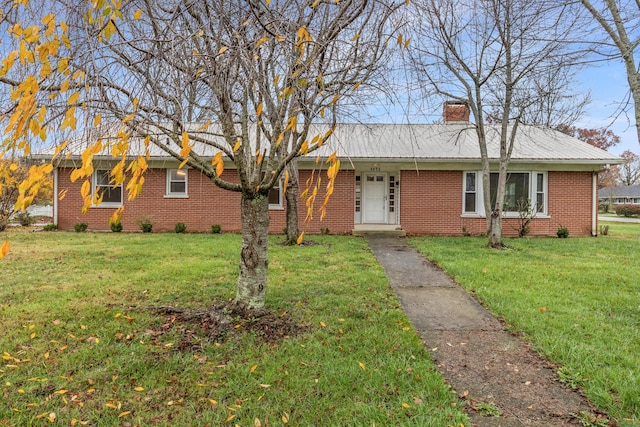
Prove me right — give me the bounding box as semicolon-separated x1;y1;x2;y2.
92;169;123;208
269;179;284;210
462;171;549;218
462;171;481;216
165;169;189;198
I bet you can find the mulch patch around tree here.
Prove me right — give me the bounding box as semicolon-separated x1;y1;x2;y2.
146;304;307;351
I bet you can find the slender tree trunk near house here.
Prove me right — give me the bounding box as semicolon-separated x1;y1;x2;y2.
285;160;300;244
234;192;270;311
486;160;509;249
488;211;503;247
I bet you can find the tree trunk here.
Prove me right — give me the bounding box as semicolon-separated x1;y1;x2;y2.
234;192;270;310
488;210;503;248
285;160;300;244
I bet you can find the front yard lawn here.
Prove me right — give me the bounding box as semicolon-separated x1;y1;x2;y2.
0;229;469;426
410;221;640;427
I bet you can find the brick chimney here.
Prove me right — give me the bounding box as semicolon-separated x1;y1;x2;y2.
443;101;470;123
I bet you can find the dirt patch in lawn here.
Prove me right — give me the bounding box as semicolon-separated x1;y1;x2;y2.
146;304;307;351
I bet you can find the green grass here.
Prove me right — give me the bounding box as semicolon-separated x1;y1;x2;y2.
409;221;640;427
0;229;469;426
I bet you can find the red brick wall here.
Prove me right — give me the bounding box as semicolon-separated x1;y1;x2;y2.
399;170;595;236
56;167;355;234
56;167;593;236
400;170;465;234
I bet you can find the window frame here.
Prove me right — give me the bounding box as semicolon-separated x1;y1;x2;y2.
268;179;284;210
462;171;548;217
92;169;123;208
165;169;189;198
463;171;479;214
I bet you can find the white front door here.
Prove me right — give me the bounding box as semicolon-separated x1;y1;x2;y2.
363;173;387;223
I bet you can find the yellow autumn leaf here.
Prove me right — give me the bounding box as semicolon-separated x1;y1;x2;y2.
93;114;101;126
180;131;191;159
296;232;304;245
118;411;131;418
54;389;67;395
225;414;235;422
250;365;258;374
134;387;144;391
319;321;326;327
67;92;80;105
254;419;262;427
133;9;142;20
233;139;242;152
209;399;218;409
282;413;289;423
358;362;365;370
218;46;228;55
80;180;90;199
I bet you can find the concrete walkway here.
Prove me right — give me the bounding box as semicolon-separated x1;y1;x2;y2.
366;235;593;427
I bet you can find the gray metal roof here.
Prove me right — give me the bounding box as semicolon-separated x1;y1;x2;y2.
34;123;621;166
316;123;621;164
598;185;640;198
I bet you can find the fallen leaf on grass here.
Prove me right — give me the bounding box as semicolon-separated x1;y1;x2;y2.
358;362;365;370
0;240;9;259
118;411;131;418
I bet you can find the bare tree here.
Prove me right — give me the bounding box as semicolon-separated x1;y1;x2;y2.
407;0;583;247
579;0;640;146
13;0;399;310
619;150;640;185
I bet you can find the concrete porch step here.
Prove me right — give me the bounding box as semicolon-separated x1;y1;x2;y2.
352;224;406;237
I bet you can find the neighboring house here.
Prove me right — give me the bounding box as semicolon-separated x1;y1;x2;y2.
598;185;640;206
33;104;622;237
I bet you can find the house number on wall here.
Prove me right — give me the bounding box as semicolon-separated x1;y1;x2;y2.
370;167;381;172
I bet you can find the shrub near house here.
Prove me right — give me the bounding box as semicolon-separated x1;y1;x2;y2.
615;204;640;217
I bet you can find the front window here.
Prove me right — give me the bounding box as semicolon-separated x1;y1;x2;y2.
463;172;477;213
463;171;547;216
269;180;283;209
93;170;122;207
166;169;188;197
490;173;529;212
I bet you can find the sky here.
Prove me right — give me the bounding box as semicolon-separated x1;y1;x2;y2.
576;60;638;156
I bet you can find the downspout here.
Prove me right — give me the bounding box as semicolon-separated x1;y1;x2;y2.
592;172;597;237
53;168;58;226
